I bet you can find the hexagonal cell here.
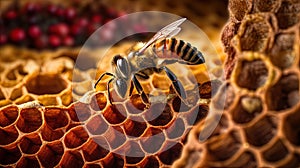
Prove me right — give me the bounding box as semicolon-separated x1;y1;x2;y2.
86;114;109;135
16;108;42;133
206;131;241;161
64;126;89;149
123;118;147;137
230;96;263;124
145;103;173;126
235;59;268;90
165;118;186;139
44;107;69;130
103;126;126;150
9;87;23;101
17;156;40;168
238;14;273;52
25;74;68;95
262;139;289;162
199;79;222;99
0;126;19;145
19;133;42;154
40;124;65;142
126;95;146;114
90;93;107;111
123;141;145;164
158;142;183;165
60;151;84;168
283;109;300;146
252;0;282;12
102;104;127;124
276;0;300;29
0;146;22;165
140;128;165;154
226;151;257;168
244;115;277;147
228;0;251;21
70;102;92;122
82;138;110;162
0;105;19;127
37;141;64;168
266;73;299;111
269;32;296;69
102;154;124;168
142;156;159;168
171;96;192;113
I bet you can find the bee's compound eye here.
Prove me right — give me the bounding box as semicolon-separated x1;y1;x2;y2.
115;78;128;98
117;58;129;78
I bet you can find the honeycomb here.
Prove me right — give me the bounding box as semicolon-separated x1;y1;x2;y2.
170;0;300;167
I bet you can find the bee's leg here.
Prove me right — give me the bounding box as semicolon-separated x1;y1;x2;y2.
107;78;115;105
132;75;150;108
129;81;134;96
94;72;115;89
161;66;187;101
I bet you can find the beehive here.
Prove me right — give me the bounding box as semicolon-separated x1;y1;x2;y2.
172;0;300;167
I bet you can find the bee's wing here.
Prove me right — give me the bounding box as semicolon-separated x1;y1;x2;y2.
137;18;186;55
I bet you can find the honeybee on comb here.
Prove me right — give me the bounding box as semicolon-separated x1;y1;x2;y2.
94;18;205;108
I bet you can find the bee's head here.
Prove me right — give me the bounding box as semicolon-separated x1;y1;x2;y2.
112;54;130;79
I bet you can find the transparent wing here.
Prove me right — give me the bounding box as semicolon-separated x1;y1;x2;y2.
137;18;186;55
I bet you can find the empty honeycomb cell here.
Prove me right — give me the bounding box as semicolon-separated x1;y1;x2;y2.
275;0;300;29
225;151;257;168
0;126;19;145
102;105;127;124
6;69;17;81
200;79;222;99
238;15;273;52
126;94;146;114
231;96;263;124
16;108;42;133
123;118;147;137
278;153;300;168
142;156;159;168
102;154;124;168
184;104;209;125
86;114;108;135
235;59;268;90
266;73;299;111
158;142;183;165
16;156;40;168
90;93;107;111
104;126;126;149
60;151;84;168
206;131;241;161
124;141;145;164
41;124;65;141
0;105;18;127
146;103;173;126
228;0;250;21
71;102;92;122
19;133;42;154
171;96;192;113
16;64;28;76
212;82;236;110
81;139;110;162
283;109;300;146
44;107;69;130
165;118;186;139
253;0;282;12
10;87;23;101
37;141;64;168
25;73;68;95
140;128;165;154
262;139;289;162
244;116;277;146
64;126;89;149
269;33;296;69
0;146;22;165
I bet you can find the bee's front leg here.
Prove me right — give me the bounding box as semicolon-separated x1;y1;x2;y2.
132;75;150;108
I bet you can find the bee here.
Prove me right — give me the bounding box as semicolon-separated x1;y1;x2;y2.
94;18;205;107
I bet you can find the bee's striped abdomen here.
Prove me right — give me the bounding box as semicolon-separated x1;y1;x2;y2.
153;38;205;65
